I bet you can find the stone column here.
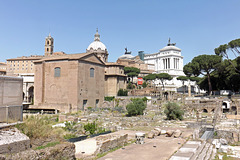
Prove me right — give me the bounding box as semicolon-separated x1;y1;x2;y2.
188;79;191;97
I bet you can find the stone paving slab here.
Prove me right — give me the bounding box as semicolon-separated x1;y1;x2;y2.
179;143;200;153
98;135;186;160
170;152;194;160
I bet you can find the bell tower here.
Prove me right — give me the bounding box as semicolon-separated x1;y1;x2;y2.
45;33;54;56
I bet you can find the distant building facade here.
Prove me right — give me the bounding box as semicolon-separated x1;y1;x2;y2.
87;29;126;96
144;39;198;93
33;53;105;113
105;63;127;96
117;49;154;83
6;56;42;103
0;62;7;75
6;55;43;76
144;39;185;77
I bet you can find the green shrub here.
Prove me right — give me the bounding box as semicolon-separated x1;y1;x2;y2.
142;97;148;102
63;133;77;140
164;102;184;120
117;89;128;96
104;96;115;101
126;98;146;116
127;82;134;89
84;121;98;134
63;121;76;131
142;82;147;88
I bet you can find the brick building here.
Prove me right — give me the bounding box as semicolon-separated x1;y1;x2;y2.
33;52;105;112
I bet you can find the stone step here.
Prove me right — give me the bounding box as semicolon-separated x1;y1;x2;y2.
170;141;202;160
190;141;206;160
170;152;194;160
197;143;210;160
204;144;213;160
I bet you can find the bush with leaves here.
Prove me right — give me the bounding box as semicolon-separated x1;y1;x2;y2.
84;121;98;135
127;82;134;89
126;98;146;116
142;81;147;88
104;96;115;101
117;89;128;96
142;97;148;102
164;102;184;120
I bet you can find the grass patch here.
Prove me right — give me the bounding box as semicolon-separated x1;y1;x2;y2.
63;133;77;140
35;141;60;150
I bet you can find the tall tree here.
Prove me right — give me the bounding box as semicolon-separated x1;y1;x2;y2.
177;76;189;94
124;67;140;82
143;74;157;87
215;38;240;73
183;54;222;95
156;73;172;91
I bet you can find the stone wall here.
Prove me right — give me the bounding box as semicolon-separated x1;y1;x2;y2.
0;76;23;122
0;142;75;160
215;130;240;144
96;134;128;154
0;76;23;107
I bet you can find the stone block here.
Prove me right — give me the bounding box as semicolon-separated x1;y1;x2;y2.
174;129;182;138
147;131;155;139
161;130;167;135
166;130;174;137
81;118;88;122
154;128;161;136
59;114;67;122
233;132;239;142
220;138;228;145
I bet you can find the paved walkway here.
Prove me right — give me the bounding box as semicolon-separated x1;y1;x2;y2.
98;135;186;160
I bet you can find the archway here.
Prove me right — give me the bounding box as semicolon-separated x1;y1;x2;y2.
164;92;169;100
202;109;208;113
28;86;34;104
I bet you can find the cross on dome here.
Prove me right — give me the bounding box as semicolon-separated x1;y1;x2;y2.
94;28;100;41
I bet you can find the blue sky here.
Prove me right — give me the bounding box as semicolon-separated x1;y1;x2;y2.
0;0;240;64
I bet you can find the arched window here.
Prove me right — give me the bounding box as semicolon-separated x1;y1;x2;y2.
54;67;61;77
90;68;94;77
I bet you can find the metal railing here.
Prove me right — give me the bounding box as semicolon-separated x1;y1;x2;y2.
0;105;23;123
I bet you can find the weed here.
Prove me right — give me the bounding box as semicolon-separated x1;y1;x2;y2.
35;141;60;150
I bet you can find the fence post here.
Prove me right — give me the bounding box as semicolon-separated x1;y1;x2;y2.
21;105;23;121
6;106;9;124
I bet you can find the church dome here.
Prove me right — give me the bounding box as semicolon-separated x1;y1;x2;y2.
87;29;107;51
87;41;106;51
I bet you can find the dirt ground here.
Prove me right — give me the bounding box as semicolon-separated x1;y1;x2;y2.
98;129;193;160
